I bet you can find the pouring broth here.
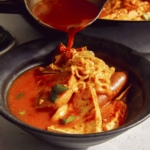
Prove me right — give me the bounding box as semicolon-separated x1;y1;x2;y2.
32;0;99;49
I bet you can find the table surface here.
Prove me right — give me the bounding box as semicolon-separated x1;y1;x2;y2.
0;13;150;150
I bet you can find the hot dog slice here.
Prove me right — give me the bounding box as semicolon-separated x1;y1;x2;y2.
98;72;128;108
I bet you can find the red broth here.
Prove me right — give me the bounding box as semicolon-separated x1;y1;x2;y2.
7;68;51;129
32;0;99;50
7;49;128;132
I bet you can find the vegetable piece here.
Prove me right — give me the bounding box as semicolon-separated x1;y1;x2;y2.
60;116;78;124
52;84;69;93
49;92;58;102
142;13;149;20
16;93;24;100
51;104;68;121
49;84;69;102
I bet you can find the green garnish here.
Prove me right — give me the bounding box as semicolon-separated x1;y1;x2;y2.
52;84;69;93
49;92;58;102
16;93;24;100
49;84;69;103
60;116;78;124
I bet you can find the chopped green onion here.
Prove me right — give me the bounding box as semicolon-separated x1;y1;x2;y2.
16;93;24;100
52;84;69;93
60;116;78;124
49;92;58;102
49;84;69;103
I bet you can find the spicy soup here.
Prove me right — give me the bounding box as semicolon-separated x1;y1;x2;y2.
7;44;128;134
7;67;51;130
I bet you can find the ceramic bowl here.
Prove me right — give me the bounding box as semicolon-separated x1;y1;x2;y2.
0;34;150;148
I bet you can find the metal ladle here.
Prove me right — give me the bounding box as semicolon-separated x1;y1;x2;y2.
24;0;108;30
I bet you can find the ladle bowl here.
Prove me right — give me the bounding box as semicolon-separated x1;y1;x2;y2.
24;0;108;30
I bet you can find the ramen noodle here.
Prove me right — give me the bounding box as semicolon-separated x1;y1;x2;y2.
8;44;129;134
99;0;150;20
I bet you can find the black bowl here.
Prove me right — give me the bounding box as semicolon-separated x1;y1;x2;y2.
0;34;150;148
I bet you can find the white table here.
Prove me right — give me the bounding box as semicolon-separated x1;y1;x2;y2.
0;14;150;150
